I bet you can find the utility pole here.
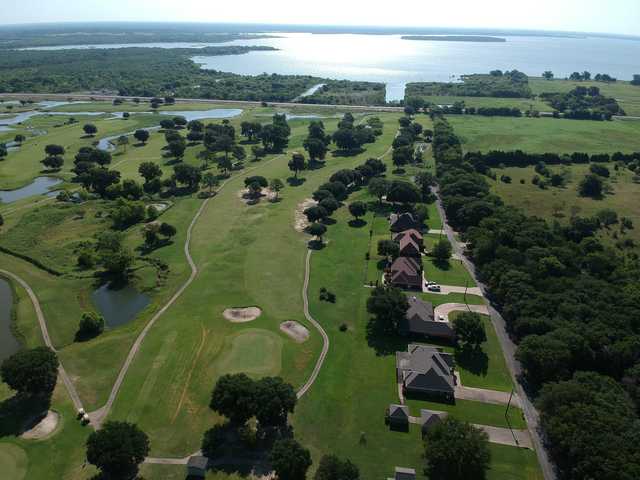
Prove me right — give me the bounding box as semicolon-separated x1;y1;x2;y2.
505;388;519;446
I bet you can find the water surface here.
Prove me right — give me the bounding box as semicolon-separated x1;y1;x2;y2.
91;283;150;328
192;33;640;101
0;177;62;204
0;278;21;362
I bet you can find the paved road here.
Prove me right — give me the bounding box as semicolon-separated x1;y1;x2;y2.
432;187;557;480
0;92;404;113
0;269;84;412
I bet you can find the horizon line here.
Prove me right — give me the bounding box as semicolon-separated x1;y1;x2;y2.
0;20;638;40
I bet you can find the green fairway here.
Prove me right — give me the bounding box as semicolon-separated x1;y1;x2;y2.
0;443;27;480
217;329;283;376
448;115;640;153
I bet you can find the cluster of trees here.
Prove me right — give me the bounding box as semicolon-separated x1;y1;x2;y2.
77;230;135;279
76;311;105;340
540;86;624;120
300;79;386;106
433;116;640;479
430;102;522;118
568;71;617;83
0;47;326;101
41;144;65;171
1;346;59;397
464;149;637;169
302;157;387;244
258;114;291;153
303;120;331;162
405;70;532;99
331;113;377;154
392;114;426;169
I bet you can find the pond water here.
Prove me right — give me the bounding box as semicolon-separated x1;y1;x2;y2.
0;278;21;362
91;283;150;329
0;176;63;204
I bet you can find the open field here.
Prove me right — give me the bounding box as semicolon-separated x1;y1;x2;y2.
0;102;539;479
449;115;640;153
530;77;640;116
491;163;640;243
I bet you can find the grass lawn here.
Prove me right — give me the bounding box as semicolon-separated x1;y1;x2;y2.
491;163;640;244
448;115;640;153
449;312;513;392
423;257;475;287
489;444;543;480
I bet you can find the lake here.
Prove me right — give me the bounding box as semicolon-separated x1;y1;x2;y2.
190;33;640;101
91;283;150;329
0;176;62;204
0;278;21;362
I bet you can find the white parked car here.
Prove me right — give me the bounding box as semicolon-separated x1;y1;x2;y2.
428;285;442;292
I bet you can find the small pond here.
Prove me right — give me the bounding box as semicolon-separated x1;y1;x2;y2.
91;283;150;329
0;278;21;362
0;176;63;204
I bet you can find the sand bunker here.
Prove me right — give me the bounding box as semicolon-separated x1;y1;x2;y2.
294;198;317;232
21;410;60;440
280;321;310;343
223;307;262;323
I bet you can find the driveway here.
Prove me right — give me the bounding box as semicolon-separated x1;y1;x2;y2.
423;281;484;297
473;424;533;449
433;303;489;321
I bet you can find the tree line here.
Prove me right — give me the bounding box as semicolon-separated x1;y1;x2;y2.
433;116;640;479
464;149;640;169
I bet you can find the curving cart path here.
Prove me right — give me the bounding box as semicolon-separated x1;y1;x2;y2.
0;268;84;412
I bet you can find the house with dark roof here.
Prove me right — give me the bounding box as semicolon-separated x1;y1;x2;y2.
397;235;421;258
187;455;208;478
388;257;422;290
399;296;456;341
393;229;423;249
386;404;410;430
387;467;417;480
390;213;419;233
396;344;456;400
419;409;448;436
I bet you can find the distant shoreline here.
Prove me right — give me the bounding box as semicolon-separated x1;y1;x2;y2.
402;35;507;43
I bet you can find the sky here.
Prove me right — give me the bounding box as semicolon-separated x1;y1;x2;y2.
1;0;639;36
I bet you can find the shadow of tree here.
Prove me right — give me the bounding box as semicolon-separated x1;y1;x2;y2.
307;240;326;251
366;319;407;356
0;393;52;438
286;177;306;187
455;347;489;377
348;219;368;228
432;259;452;271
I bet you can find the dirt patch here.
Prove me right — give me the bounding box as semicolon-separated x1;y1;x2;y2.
280;321;310;343
238;188;277;205
21;410;60;440
294;198;317;232
223;307;262;323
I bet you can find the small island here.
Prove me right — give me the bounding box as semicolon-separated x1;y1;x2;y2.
402;35;507;43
